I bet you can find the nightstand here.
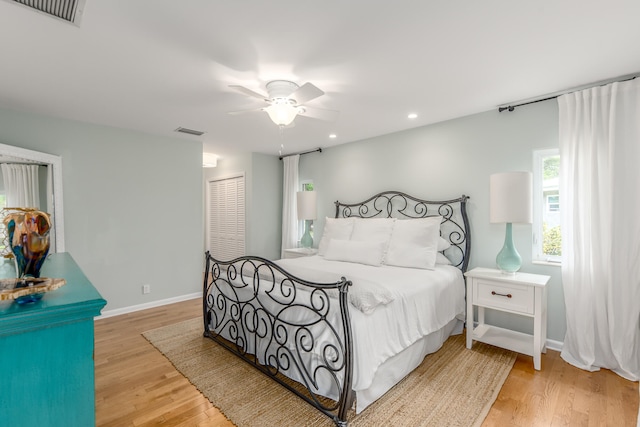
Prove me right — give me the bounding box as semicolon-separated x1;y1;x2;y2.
465;267;550;370
283;248;318;259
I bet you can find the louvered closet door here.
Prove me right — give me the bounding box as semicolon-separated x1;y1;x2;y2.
208;176;245;260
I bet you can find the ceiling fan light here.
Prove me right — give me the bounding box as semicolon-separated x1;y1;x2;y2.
265;102;298;126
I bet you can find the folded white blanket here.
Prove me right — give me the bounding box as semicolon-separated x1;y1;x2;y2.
275;257;395;314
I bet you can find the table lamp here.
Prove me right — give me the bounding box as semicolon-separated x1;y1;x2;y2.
296;191;317;249
489;172;532;274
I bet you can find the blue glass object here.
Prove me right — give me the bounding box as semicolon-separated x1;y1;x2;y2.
12;278;44;304
496;223;522;274
15;293;44;304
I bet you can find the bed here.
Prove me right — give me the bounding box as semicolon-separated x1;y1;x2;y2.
203;191;471;426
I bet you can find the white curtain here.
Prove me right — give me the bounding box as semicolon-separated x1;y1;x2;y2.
1;164;40;208
281;154;299;258
558;78;640;381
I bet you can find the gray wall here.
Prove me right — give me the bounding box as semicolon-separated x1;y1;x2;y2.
299;100;565;342
0;107;203;312
204;152;282;259
0;96;564;340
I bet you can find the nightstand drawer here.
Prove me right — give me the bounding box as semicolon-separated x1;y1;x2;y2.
474;279;534;315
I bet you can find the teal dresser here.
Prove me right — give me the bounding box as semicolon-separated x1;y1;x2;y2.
0;253;107;427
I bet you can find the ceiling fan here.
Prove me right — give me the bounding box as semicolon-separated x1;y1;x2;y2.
228;80;338;126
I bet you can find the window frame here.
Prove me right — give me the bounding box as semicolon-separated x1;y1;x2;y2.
532;148;562;265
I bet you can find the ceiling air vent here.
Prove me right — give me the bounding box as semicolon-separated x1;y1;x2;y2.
6;0;86;25
175;127;205;136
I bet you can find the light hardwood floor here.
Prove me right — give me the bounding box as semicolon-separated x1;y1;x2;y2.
94;298;639;426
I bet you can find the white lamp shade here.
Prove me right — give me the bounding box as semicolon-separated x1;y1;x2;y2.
490;171;533;223
265;102;298;126
296;191;317;220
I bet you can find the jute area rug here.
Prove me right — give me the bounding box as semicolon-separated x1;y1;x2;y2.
144;318;516;427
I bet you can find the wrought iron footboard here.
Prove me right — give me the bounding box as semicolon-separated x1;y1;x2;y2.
203;252;354;427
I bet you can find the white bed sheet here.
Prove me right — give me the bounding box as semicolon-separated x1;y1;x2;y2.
275;256;466;403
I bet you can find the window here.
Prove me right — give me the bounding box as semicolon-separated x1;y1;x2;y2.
298;181;314;244
533;149;561;263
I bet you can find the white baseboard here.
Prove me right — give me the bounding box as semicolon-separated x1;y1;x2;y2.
545;338;563;352
96;292;202;320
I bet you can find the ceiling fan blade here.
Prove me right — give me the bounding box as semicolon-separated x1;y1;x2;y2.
229;85;269;102
298;106;339;121
290;82;324;104
228;108;264;115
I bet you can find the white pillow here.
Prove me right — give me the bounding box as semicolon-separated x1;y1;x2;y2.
385;216;442;269
436;252;452;265
318;217;354;256
324;239;385;266
438;236;451;251
350;217;396;245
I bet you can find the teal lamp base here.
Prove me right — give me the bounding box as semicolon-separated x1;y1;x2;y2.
300;220;313;249
496;223;522;274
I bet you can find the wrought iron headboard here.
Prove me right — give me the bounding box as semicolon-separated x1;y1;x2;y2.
334;191;471;272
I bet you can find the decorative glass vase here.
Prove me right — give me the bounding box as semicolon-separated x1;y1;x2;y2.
495;222;522;274
2;208;52;302
300;219;314;248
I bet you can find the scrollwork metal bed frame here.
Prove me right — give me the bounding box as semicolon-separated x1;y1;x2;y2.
203;191;470;426
335;191;471;272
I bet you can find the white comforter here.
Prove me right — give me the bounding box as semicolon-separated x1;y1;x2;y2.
274;256;465;392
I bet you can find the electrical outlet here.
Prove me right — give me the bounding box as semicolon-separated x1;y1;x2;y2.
142;284;151;294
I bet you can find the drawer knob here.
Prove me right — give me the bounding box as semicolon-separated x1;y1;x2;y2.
491;291;512;298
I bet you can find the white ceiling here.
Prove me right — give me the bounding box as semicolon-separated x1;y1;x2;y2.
1;1;639;159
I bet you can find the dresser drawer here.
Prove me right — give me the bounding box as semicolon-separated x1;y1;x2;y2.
473;279;534;315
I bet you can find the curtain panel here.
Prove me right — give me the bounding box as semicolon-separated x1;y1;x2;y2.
558;78;640;381
0;163;40;208
281;155;299;258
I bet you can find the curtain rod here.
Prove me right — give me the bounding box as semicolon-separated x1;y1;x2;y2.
498;72;640;113
279;147;322;160
0;161;48;166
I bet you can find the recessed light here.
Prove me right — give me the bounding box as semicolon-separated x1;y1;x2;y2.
408;113;418;119
329;134;337;139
